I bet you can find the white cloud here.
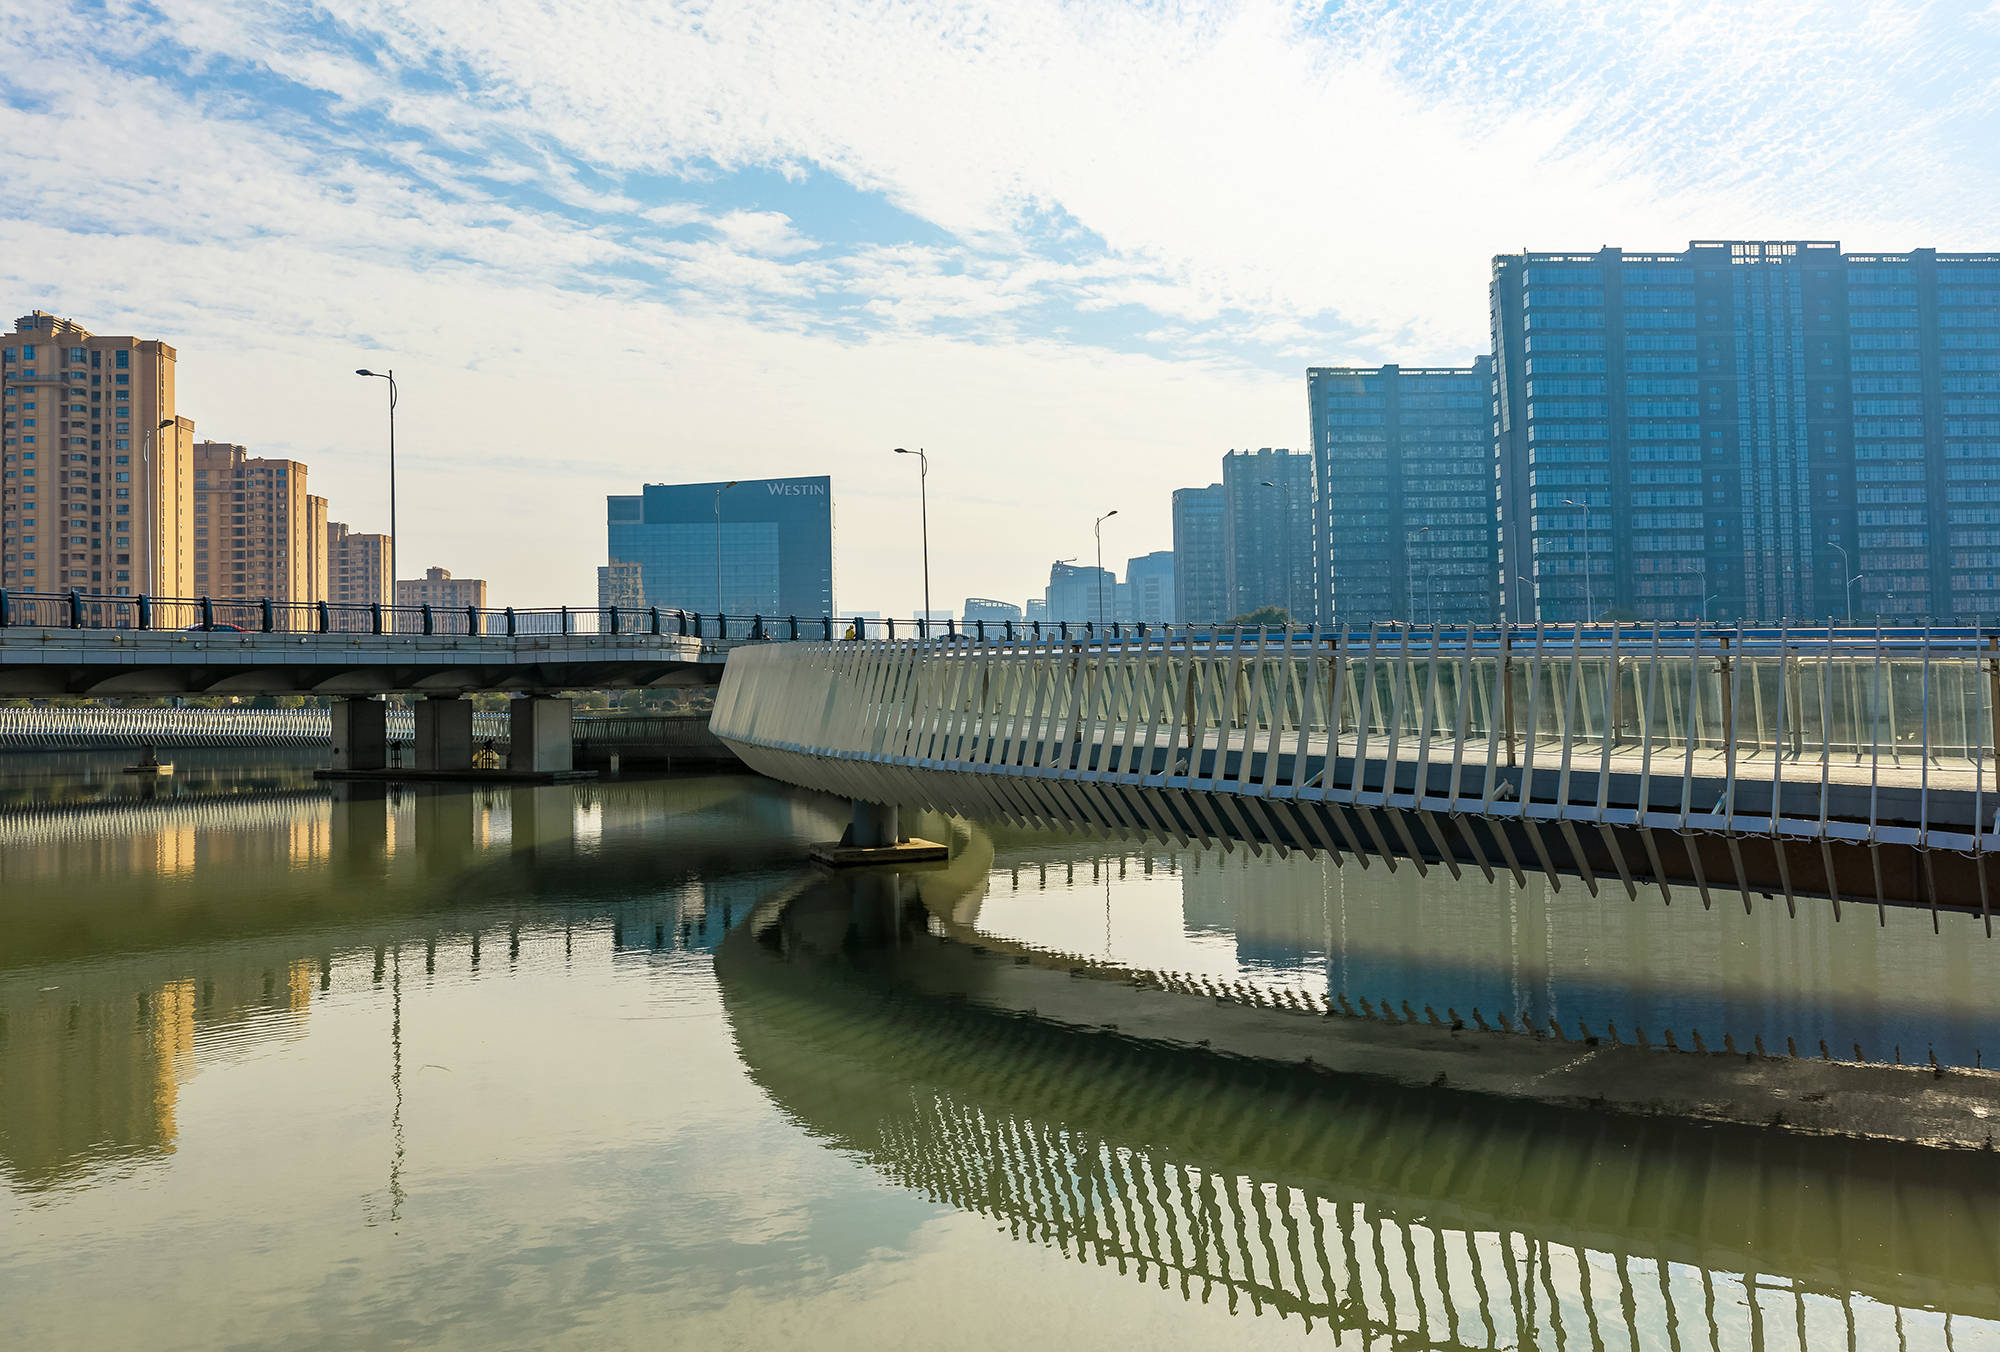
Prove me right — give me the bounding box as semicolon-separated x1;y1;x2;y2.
2;0;1995;613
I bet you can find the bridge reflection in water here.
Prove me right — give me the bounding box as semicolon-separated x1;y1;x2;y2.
722;867;2000;1351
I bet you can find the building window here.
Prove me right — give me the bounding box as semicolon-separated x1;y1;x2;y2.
114;351;128;369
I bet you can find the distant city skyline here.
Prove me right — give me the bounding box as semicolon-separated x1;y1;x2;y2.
7;2;1993;614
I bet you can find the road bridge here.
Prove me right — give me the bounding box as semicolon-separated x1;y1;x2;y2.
713;624;2000;920
0;592;725;773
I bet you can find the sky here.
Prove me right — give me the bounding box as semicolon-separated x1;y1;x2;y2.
5;0;1999;614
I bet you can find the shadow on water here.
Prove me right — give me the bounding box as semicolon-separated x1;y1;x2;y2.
718;865;2000;1350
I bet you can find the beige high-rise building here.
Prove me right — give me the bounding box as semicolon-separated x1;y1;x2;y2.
0;311;196;597
191;442;324;605
396;565;487;611
327;520;391;608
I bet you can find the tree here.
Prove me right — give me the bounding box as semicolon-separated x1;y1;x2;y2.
1227;606;1291;628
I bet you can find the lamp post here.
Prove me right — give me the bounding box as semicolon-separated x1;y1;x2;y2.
1561;498;1593;622
893;447;931;630
1405;525;1430;625
1516;572;1537;626
355;369;398;594
138;416;174;595
1828;538;1856;624
712;480;739;623
1094;511;1118;632
1261;478;1296;624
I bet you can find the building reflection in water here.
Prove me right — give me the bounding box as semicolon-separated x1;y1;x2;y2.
964;823;2000;1070
0;772;843;1192
722;866;2000;1352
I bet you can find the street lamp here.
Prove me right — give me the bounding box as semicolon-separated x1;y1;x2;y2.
1516;572;1537;625
355;369;398;594
1702;592;1721;622
1261;478;1296;624
1405;525;1430;626
713;480;739;623
893;447;931;630
1561;498;1593;623
1094;511;1118;632
1828;538;1855;624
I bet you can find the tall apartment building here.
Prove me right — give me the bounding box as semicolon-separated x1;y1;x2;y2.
1125;550;1176;623
1493;240;2000;623
396;566;487;612
1044;559;1116;625
190;442;324;603
327;520;391;607
1221;448;1314;621
1307;362;1494;626
1171;484;1226;623
0;312;196;596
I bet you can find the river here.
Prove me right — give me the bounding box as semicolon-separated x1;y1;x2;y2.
1;753;1995;1349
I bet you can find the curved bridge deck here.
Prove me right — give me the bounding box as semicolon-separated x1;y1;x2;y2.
714;626;2000;920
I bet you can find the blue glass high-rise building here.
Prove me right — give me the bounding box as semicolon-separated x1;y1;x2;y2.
606;476;833;618
1306;363;1493;626
1493;241;2000;624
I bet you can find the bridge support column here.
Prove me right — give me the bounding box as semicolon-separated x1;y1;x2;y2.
509;696;573;773
414;696;474;771
808;798;947;867
330;696;388;771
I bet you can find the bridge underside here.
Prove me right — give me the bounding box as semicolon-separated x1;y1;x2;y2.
723;738;1993;922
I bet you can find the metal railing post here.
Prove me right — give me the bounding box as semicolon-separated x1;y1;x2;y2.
506;606;518;637
0;589;9;628
371;602;382;635
316;600;329;633
788;616;799;640
609;605;621;636
886;618;896;641
560;605;570;636
202;596;215;632
976;620;986;642
752;614;764;640
69;590;83;628
719;613;729;640
259;598;273;632
137;594;151;630
1060;621;1069;642
467;604;479;636
650;607;662;636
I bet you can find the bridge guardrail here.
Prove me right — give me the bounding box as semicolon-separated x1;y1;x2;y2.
712;622;2000;919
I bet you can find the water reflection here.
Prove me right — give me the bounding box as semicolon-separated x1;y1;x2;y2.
0;773;844;1191
724;866;2000;1349
963;826;2000;1070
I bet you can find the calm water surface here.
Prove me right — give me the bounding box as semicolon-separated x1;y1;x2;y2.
2;754;1997;1350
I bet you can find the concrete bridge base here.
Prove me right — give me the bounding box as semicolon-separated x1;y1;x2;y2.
508;697;574;773
809;799;947;868
330;697;388;771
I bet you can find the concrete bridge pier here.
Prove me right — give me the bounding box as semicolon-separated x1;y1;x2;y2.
809;799;947;867
414;696;474;771
330;697;388;771
509;696;574;773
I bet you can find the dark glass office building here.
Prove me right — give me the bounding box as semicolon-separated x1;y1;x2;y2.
606;476;834;618
1493;241;2000;623
1307;363;1494;626
1221;448;1315;622
1171;483;1227;623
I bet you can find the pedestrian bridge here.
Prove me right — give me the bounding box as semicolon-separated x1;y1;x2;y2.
712;625;2000;921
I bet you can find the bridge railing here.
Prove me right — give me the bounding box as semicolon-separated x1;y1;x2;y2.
712;621;2000;873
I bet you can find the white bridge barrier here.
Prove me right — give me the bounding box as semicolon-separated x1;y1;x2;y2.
0;705;512;749
712;625;2000;921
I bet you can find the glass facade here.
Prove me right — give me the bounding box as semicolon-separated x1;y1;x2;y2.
1494;242;2000;624
606;476;833;618
1221;448;1314;622
1307;363;1494;626
1170;484;1226;624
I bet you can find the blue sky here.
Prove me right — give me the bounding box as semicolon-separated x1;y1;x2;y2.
5;0;1998;611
